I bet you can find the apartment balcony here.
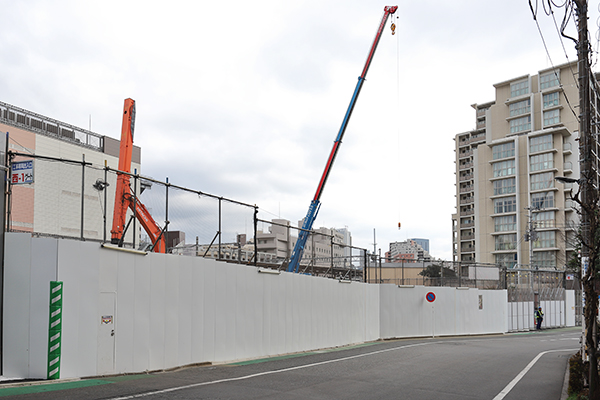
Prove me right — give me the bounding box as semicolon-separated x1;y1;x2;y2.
459;173;474;183
563;142;572;155
460;245;475;253
565;199;578;211
458;137;470;148
460;209;474;216
460;185;474;193
459;161;473;170
470;132;486;144
563;161;573;174
460;197;474;205
460;234;475;241
458;149;473;159
460;221;474;228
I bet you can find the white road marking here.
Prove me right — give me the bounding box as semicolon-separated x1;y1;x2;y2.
107;342;434;400
492;348;578;400
106;339;579;400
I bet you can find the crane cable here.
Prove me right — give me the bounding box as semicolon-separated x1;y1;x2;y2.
395;14;402;235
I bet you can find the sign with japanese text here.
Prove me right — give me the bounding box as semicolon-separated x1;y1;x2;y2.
11;160;33;184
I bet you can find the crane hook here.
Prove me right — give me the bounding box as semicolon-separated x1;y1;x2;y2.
390;22;396;35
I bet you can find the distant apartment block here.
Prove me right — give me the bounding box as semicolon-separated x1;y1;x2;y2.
452;62;580;269
409;238;429;253
386;239;431;262
254;219;351;267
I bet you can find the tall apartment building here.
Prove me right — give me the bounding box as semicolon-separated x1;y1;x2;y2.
452;62;580;270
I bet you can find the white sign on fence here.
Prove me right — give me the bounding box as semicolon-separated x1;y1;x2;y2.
11;160;33;184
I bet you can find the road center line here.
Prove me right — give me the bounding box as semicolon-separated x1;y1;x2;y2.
492;348;578;400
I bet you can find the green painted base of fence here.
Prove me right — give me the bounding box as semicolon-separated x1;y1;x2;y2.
47;281;63;380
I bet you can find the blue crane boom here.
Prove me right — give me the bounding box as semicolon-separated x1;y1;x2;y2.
287;6;398;273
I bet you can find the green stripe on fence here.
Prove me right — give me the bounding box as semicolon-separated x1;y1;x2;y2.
47;281;63;380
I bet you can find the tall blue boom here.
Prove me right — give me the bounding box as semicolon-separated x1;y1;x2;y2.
287;6;398;273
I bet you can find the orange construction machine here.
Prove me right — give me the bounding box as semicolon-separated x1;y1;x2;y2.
110;98;167;253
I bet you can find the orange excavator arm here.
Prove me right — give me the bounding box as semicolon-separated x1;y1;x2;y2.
110;98;166;253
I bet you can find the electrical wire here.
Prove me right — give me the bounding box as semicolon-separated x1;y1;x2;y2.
550;4;579;88
592;3;600;68
528;0;579;121
8;137;34;154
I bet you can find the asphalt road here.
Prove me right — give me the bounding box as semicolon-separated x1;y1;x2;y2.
0;327;581;399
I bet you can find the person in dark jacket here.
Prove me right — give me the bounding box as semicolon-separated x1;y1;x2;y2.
535;307;544;330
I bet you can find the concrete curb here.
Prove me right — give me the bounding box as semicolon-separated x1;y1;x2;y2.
560;358;571;400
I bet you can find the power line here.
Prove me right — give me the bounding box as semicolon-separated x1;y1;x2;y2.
528;0;579;121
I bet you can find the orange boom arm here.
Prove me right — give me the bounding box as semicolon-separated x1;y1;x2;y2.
110;98;166;253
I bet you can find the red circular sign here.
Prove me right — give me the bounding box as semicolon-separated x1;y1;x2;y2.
426;292;436;302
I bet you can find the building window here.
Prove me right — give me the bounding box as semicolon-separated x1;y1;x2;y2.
529;134;553;153
493;177;516;195
492;142;515;160
530;171;554;191
534;231;556;248
493;159;516;177
510;116;531;133
511;79;529;97
496;253;517;269
532;251;556;268
494;196;517;214
495;215;517;232
531;191;555;209
540;71;560;90
509;99;531;117
543;92;559;109
543;109;560;127
533;211;555;228
495;234;517;250
530;152;554;172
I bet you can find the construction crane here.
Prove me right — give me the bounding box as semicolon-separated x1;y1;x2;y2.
287;6;398;273
111;98;167;253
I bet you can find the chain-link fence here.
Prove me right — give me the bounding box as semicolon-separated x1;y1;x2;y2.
364;260;504;288
5;151;586;306
252;218;366;280
7;152;259;258
7;152;370;278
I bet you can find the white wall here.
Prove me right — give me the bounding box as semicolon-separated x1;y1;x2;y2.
566;290;576;327
380;285;507;339
3;234;516;379
506;296;572;331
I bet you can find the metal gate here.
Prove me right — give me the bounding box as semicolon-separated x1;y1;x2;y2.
506;269;573;332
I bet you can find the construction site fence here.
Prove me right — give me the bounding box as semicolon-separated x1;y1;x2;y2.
7;153;258;257
4;152;585;313
365;259;580;290
6;153;372;276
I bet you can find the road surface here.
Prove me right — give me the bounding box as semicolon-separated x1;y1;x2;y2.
0;327;580;399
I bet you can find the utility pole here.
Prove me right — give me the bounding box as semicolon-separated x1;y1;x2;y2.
372;229;377;283
525;206;539;269
575;0;599;395
525;206;539;308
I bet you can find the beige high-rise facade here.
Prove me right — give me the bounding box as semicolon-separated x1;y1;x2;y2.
452;62;580;270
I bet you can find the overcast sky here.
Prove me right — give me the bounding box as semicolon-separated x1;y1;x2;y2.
1;0;596;259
